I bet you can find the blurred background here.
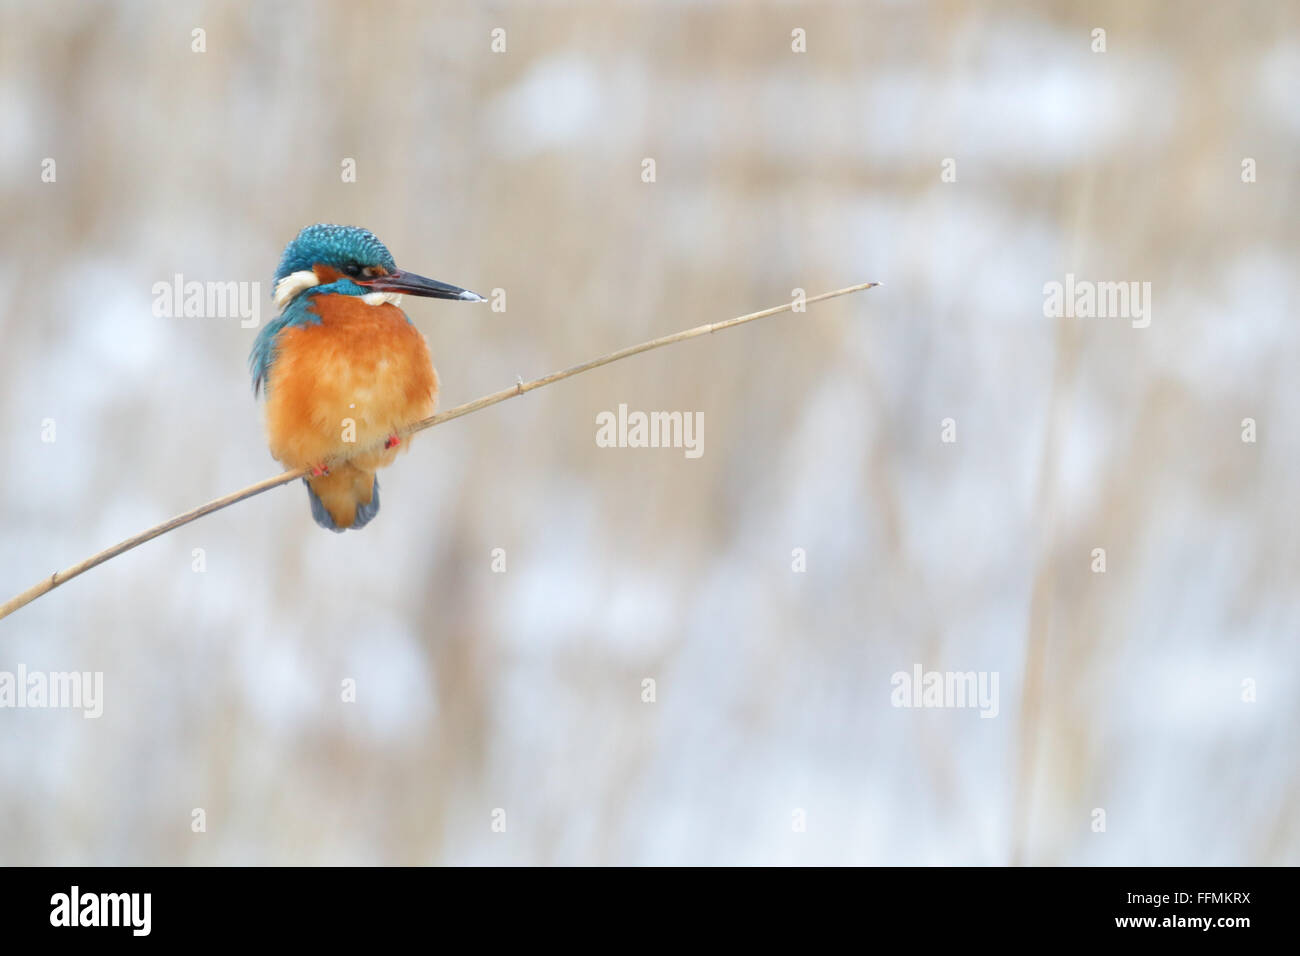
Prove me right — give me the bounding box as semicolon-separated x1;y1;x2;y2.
1;0;1297;865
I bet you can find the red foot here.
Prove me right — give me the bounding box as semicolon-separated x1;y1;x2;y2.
310;463;331;477
385;435;401;450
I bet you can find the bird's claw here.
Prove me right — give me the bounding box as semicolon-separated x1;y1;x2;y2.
385;435;401;450
310;463;330;477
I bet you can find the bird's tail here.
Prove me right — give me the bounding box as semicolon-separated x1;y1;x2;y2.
304;463;380;532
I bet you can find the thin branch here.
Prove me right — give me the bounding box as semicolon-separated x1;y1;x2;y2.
1;281;879;623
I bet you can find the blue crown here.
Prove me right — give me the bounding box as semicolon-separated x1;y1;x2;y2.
274;223;397;283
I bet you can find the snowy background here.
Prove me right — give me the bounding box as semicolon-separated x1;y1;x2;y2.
1;0;1297;864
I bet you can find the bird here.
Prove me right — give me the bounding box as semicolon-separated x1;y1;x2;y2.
250;223;483;532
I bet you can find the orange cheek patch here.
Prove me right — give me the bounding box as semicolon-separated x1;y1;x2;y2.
313;263;346;283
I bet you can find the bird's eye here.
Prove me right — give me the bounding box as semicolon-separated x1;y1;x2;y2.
342;263;362;277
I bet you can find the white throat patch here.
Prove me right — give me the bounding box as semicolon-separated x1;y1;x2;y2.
273;270;320;309
361;292;403;307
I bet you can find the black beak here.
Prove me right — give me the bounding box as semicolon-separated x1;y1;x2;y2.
360;269;485;302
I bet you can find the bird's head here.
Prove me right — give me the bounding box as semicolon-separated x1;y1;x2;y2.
272;223;484;310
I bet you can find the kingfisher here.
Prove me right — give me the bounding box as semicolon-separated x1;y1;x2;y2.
250;224;483;532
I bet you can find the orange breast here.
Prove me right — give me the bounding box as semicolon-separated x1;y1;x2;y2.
263;294;438;471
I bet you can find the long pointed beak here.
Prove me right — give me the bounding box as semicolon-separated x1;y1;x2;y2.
360;270;485;302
